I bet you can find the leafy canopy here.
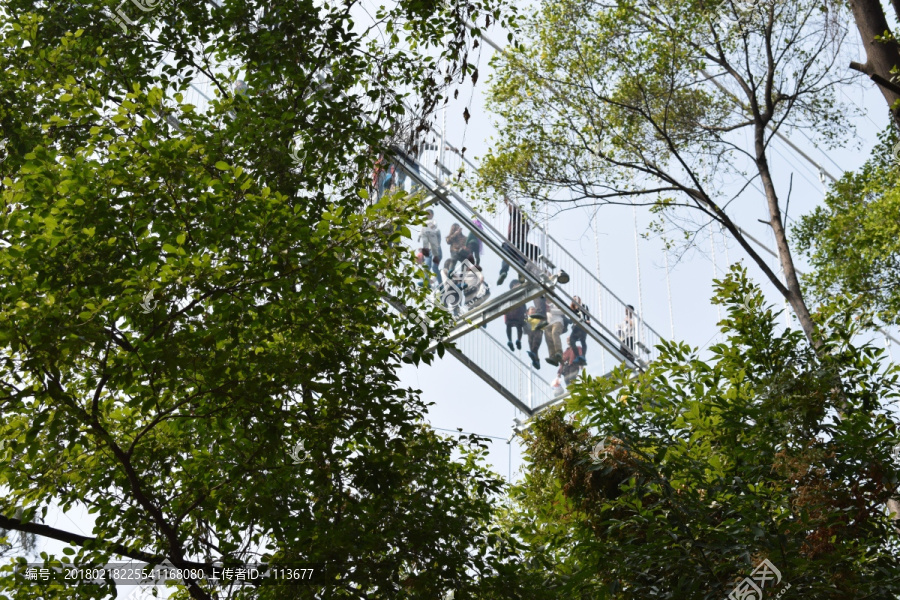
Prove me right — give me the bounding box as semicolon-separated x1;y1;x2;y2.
477;0;853;207
0;1;525;599
795;129;900;329
505;268;900;598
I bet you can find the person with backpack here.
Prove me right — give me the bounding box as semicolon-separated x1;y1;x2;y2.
527;296;548;332
504;280;527;352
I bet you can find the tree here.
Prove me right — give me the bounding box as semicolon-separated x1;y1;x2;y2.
477;0;857;344
794;129;900;329
847;0;900;130
0;1;526;598
505;268;900;598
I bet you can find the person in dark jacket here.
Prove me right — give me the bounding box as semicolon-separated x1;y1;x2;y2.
569;295;589;363
497;196;538;285
504;279;527;351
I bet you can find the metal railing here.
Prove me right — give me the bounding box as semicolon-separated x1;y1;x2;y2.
393;146;665;367
155;66;664;411
453;327;560;412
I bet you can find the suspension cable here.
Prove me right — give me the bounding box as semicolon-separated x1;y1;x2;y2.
592;206;606;371
664;249;675;338
711;226;721;322
632;205;645;343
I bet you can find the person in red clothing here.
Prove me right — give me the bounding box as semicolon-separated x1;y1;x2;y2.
559;338;585;388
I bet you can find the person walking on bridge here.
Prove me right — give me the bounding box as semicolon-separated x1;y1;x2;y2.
466;217;484;266
618;304;636;360
559;338;585;388
445;222;469;273
497;195;534;285
544;300;565;366
525;306;543;369
569;296;589;363
418;209;442;284
504;279;526;352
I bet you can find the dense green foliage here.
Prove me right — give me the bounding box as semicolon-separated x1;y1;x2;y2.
504;268;900;598
795;129;900;329
0;1;526;599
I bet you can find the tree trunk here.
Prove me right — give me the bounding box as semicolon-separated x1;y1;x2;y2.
848;0;900;130
753;130;819;345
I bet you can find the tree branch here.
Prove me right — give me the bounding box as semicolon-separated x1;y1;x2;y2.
849;60;900;96
0;513;160;564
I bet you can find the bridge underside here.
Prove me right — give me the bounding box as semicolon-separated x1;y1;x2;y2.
390;149;663;416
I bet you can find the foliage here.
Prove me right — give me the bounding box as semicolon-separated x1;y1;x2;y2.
794;128;900;329
506;267;900;598
0;1;526;599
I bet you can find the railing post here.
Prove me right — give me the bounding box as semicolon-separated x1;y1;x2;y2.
529;369;534;411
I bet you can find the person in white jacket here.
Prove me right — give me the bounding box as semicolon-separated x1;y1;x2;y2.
418;210;442;284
